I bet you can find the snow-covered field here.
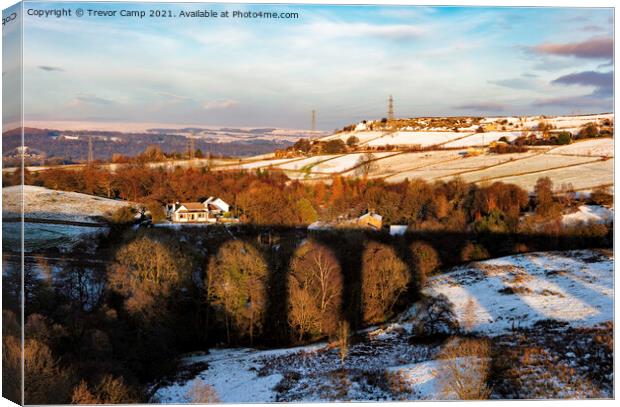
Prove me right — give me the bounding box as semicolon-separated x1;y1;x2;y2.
492;159;613;192
322;131;386;144
442;131;522;148
152;249;613;402
455;154;601;183
426;250;613;334
2;185;132;223
276;155;343;171
233;158;298;170
550;138;614;157
310;152;397;173
562;205;614;226
351;150;463;178
366;132;468;148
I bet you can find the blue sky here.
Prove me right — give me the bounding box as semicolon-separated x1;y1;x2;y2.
8;2;615;130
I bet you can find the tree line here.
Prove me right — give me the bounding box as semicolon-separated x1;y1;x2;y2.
6;163;613;232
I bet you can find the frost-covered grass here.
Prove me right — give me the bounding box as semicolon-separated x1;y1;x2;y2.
2;185;131;223
152;249;613;403
2;221;108;252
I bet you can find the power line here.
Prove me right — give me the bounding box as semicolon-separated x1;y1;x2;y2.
388;95;394;120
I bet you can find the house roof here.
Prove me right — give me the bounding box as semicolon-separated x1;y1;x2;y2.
359;212;382;221
203;197;229;209
176;202;207;212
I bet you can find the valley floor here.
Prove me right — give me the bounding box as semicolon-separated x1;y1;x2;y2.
152;249;613;402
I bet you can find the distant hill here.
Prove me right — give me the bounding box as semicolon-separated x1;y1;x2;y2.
2;126;317;164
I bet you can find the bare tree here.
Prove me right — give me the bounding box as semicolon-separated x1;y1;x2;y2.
186;379;220;404
414;294;459;337
436;337;492;400
355;152;378;178
108;235;191;317
410;241;440;288
71;376;137;404
462;298;477;333
337;321;350;365
206;240;268;344
361;242;409;324
288;241;343;340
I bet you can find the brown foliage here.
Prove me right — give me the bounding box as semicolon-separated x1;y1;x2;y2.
186;379;220;403
437;337;492;400
2;335;22;404
288;241;343;340
206;240;268;344
108;234;192;316
111;206;136;224
23;338;73;404
71;376;137;404
534;177;562;219
461;242;489;262
361;242;410;324
410;241;440;287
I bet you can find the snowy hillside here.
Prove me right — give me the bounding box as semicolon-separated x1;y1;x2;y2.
323;113;613;149
2;185;132;223
153;249;613;402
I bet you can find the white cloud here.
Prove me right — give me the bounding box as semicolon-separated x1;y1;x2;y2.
203;100;238;110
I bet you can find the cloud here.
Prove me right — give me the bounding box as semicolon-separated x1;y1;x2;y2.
307;21;426;41
531;36;612;60
535;70;613;111
453;102;506;112
551;70;613;96
532;94;609;108
488;77;537;90
157;92;192;101
38;65;64;72
582;25;605;32
70;93;115;106
522;73;539;78
203;100;237;110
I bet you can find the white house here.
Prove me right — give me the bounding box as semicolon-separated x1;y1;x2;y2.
169;197;231;223
172;202;215;223
204;197;230;214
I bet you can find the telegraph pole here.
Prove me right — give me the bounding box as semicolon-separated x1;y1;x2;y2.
187;137;195;160
311;110;317;132
87;136;94;164
388;95;394;120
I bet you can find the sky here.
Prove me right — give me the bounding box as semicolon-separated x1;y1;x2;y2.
3;2;615;130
